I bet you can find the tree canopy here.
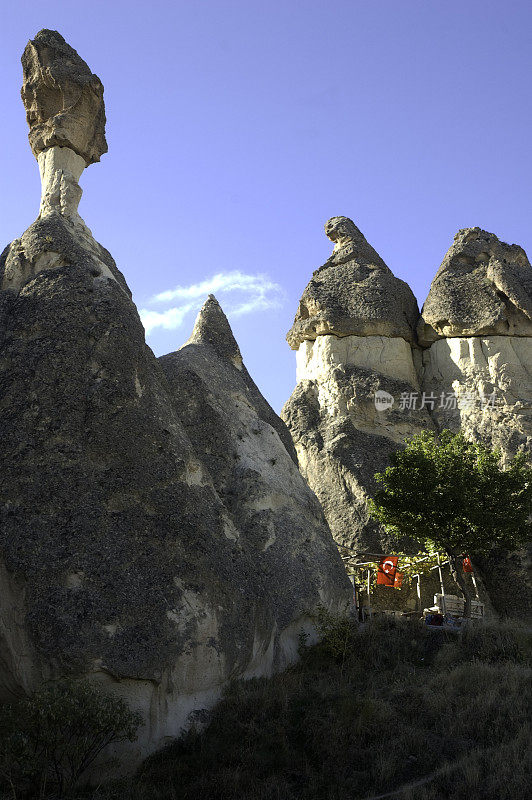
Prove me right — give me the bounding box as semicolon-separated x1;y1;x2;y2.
369;430;532;557
369;430;532;616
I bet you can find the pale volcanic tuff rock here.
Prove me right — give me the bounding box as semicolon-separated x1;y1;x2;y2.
19;29;107;228
283;218;433;552
419;229;532;621
419;227;532;464
282;363;434;552
159;296;347;625
283;219;531;617
0;32;351;768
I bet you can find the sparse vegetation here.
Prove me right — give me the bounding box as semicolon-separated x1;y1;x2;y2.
58;615;531;800
0;681;142;799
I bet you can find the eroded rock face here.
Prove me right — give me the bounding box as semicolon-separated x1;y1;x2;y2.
0;209;256;754
159;296;349;631
418;229;532;621
0;33;351;768
419;229;532;461
421;335;532;457
19;30;108;229
285;221;532;617
287;217;419;349
283;220;432;551
21;29;107;165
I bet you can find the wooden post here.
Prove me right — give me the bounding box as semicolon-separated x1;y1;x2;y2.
350;575;359;616
367;569;372;619
414;573;421;611
436;553;446;615
470;570;480;601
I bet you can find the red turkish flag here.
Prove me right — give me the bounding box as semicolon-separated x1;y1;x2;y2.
377;556;398;586
462;556;473;574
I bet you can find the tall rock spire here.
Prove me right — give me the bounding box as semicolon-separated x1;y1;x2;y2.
186;294;244;367
0;32;351;769
178;294;299;462
159;297;346;608
282;217;432;553
1;32;122;294
419;227;532;621
419;227;532;457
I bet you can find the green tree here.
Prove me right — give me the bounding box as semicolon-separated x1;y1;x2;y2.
0;681;142;798
369;430;532;618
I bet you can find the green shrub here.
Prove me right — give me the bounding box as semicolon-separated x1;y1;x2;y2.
0;681;142;798
312;605;357;664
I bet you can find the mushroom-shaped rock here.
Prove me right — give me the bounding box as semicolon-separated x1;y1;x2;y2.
419;228;532;622
286;216;419;349
283;218;432;552
20;30;108;223
418;228;532;346
21;29;107;165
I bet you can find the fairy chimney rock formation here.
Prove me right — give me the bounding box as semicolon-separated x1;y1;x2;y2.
22;29;107;164
159;296;346;630
418;228;532;620
282;218;432;551
179;294;298;460
0;32;351;769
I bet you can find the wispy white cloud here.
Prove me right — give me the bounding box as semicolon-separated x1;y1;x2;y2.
139;303;196;334
139;270;285;335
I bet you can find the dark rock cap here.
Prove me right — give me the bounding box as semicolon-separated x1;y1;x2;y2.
21;29;107;165
418;227;532;345
287;217;419;349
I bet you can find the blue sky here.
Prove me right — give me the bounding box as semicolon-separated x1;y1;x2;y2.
1;0;531;412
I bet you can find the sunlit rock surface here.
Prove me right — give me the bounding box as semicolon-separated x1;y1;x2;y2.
21;29;107;164
282;218;433;552
0;31;351;769
284;220;531;619
419;229;532;621
418;227;532;346
287;216;419;349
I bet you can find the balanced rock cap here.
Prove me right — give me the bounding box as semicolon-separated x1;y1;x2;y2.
286;216;419;349
418;227;532;345
21;29;107;165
